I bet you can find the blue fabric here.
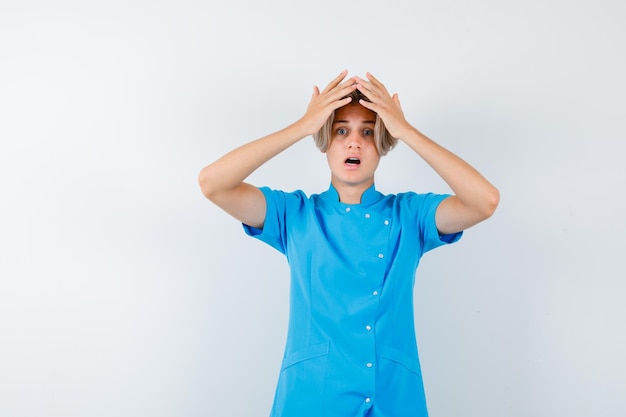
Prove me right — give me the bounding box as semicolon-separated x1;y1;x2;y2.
243;183;462;417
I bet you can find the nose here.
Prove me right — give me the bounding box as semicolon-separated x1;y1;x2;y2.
347;131;362;149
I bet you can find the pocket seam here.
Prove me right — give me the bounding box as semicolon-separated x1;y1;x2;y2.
281;342;330;370
377;345;421;376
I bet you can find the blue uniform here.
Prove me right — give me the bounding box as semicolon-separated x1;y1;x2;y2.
244;184;462;417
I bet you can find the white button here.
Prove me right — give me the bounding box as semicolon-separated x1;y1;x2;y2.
366;362;373;368
365;397;371;403
378;253;384;259
365;213;371;218
372;290;379;296
384;220;389;225
366;325;372;331
345;207;351;212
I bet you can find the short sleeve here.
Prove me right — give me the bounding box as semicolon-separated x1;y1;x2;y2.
403;192;463;253
241;187;295;255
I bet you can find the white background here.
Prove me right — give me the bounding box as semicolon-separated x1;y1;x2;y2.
1;0;625;416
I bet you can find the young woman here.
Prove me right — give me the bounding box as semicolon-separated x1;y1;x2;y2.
198;70;499;417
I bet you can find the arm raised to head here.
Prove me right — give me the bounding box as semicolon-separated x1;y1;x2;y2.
198;71;358;228
355;72;500;234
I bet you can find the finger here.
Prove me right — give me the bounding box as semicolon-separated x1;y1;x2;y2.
355;76;387;103
317;95;354;116
322;79;357;104
358;97;377;112
354;76;373;93
337;76;357;89
365;72;385;89
332;95;353;110
355;81;377;102
328;77;356;97
320;70;349;94
365;72;391;96
338;78;358;94
311;86;320;99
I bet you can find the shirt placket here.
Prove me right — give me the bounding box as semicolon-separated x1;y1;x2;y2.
348;207;392;410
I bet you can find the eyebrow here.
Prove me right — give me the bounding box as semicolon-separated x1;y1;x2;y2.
332;119;376;124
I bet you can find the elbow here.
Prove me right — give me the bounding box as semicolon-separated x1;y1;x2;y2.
480;186;500;219
197;167;218;200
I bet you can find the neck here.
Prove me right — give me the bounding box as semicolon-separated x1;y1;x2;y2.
332;179;374;204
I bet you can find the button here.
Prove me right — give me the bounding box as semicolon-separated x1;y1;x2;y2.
366;362;373;368
345;207;351;212
384;219;389;225
365;397;371;403
378;253;384;259
365;325;372;331
365;213;371;218
372;290;379;296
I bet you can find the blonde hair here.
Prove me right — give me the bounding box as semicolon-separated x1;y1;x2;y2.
313;90;398;156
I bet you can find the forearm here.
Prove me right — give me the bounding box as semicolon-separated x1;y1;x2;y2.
351;72;498;230
198;120;309;198
198;71;358;199
400;126;500;216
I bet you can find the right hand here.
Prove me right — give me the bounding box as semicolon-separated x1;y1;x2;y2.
297;70;358;136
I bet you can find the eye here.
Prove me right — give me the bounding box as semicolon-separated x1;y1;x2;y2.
336;128;348;135
363;129;374;136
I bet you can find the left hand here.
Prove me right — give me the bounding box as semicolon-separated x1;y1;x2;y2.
355;72;413;140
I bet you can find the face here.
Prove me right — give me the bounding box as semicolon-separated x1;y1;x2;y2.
325;103;381;196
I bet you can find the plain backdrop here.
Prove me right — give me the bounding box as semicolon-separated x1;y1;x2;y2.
1;0;625;416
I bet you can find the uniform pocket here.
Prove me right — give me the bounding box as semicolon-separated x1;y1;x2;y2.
377;345;422;376
281;342;330;370
272;342;330;417
376;345;428;416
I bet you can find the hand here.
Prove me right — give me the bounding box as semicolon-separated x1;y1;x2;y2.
298;70;358;136
355;72;413;139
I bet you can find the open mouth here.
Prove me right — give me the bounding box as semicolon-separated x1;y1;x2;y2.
345;157;361;165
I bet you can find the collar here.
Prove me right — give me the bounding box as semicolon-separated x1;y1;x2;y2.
321;183;384;206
